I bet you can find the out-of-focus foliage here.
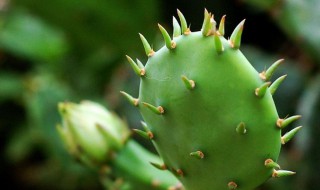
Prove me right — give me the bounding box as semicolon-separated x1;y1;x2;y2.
0;0;159;189
0;10;68;61
0;0;319;189
243;0;320;63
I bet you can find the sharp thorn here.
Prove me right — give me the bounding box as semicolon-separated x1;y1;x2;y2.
142;102;164;115
265;159;280;169
272;169;296;177
228;181;238;190
150;162;167;170
214;33;224;54
125;55;145;76
172;16;181;37
139;33;154;57
209;15;217;34
190;151;204;159
218;15;226;36
201;9;214;36
141;121;150;131
255;82;271;98
281;126;303;144
136;58;144;69
177;9;190;35
229;19;245;49
120;91;139;106
140;121;153;139
158;24;176;49
181;75;195;90
277;115;302;129
259;59;285;81
236;122;247;134
269;75;287;95
133;129;153;139
175;169;184;177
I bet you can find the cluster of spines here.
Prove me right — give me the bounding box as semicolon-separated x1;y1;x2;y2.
257;59;303;178
121;9;302;189
256;59;302;181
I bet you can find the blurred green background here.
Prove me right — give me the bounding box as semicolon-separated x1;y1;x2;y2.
0;0;319;189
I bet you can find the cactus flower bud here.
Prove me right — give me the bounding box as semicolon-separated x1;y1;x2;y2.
57;101;130;165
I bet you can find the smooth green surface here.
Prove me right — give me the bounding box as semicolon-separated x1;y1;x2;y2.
139;32;281;190
58;101;130;164
113;140;180;190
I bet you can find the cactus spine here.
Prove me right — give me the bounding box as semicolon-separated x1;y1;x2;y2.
122;9;301;190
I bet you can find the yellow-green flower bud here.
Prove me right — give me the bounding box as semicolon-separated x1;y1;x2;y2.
57;101;130;165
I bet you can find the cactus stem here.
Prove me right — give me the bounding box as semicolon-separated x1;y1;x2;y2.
218;15;226;36
272;169;296;177
125;55;145;76
158;24;176;49
277;115;302;129
259;59;285;81
172;16;181;38
201;9;215;36
214;33;224;54
177;9;190;35
228;181;238;189
190;151;205;159
229;19;245;49
175;169;184;177
255;82;271;98
139;33;154;57
264;159;280;169
236;122;247;134
181;75;195;90
133;129;154;139
281;126;303;144
150;162;167;170
269;75;287;95
120;91;139;106
142;102;165;115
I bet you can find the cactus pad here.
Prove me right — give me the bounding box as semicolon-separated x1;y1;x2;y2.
123;9;301;190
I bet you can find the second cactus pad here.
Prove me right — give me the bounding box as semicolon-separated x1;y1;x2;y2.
123;9;301;190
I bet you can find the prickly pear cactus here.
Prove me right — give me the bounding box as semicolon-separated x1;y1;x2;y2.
122;9;302;190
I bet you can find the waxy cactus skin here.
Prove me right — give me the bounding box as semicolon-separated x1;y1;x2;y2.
123;9;301;190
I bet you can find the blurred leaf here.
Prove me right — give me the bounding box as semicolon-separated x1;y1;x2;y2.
0;72;24;102
0;9;68;61
15;0;159;55
243;0;320;63
23;72;74;153
293;73;320;190
241;0;278;11
296;74;320;152
276;0;320;63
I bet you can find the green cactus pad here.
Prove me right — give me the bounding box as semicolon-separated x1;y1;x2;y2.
124;9;301;190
